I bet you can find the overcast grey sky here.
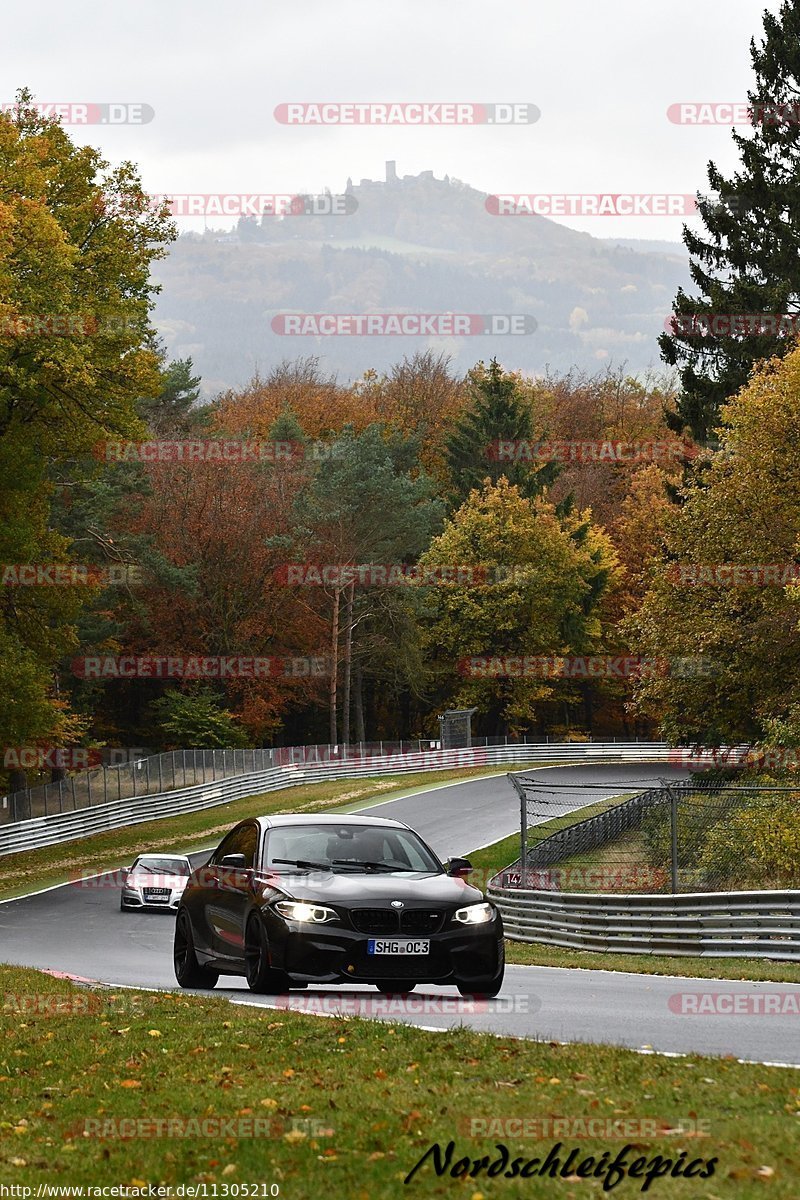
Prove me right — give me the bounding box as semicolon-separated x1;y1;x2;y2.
3;0;781;239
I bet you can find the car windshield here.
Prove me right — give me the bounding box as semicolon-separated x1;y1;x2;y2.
131;857;190;876
264;824;441;874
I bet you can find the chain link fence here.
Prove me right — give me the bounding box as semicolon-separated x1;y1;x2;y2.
0;748;274;823
505;776;800;894
0;733;655;825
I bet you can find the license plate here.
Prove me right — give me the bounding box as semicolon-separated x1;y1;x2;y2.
144;889;170;899
367;939;430;956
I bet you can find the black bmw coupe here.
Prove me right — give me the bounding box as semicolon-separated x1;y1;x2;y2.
174;813;504;996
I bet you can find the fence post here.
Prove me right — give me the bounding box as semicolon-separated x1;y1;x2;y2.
669;787;679;894
507;773;528;884
182;750;187;788
158;755;163;793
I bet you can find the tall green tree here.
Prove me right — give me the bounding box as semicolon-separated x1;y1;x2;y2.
136;357;204;434
446;359;560;506
627;344;800;743
0;91;174;779
417;478;619;735
660;1;800;444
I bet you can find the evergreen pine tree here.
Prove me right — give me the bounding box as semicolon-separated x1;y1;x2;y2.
661;0;800;444
446;359;560;506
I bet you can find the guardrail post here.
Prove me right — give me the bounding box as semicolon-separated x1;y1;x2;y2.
132;763;137;798
145;758;150;794
158;755;163;793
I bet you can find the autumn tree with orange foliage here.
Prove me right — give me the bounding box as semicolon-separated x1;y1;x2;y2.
121;449;327;742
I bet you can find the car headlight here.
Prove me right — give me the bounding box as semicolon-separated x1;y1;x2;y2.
274;901;337;924
453;902;495;925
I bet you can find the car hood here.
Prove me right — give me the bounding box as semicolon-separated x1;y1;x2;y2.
260;870;484;907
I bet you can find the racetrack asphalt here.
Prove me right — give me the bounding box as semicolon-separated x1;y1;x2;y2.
2;762;798;1067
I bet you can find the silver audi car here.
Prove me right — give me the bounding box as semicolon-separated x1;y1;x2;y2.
120;854;193;912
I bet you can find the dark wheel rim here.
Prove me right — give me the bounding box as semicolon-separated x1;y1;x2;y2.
244;922;264;985
174;914;190;976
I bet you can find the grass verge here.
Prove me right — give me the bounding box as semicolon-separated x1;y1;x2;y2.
466;836;800;985
0;965;797;1197
0;764;550;903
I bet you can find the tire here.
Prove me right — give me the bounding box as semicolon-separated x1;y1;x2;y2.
456;965;504;999
174;910;218;989
245;916;290;994
375;981;417;995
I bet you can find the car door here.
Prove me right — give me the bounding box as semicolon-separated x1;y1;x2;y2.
208;822;260;964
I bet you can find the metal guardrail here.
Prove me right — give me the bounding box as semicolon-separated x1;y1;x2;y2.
486;884;800;961
0;742;672;856
1;736;666;823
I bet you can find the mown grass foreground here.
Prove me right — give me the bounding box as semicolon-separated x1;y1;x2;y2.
0;966;798;1197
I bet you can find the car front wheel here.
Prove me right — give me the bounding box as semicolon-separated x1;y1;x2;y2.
456;965;504;999
174;910;218;989
245;916;290;994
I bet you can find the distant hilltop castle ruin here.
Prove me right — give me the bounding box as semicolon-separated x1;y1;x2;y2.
345;162;450;192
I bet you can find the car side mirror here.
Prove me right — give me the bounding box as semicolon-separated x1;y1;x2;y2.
447;857;474;877
220;853;247;869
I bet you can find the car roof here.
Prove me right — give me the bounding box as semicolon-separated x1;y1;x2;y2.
255;813;408;830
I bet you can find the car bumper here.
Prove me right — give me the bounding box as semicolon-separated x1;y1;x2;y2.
121;892;182;912
266;917;504;984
